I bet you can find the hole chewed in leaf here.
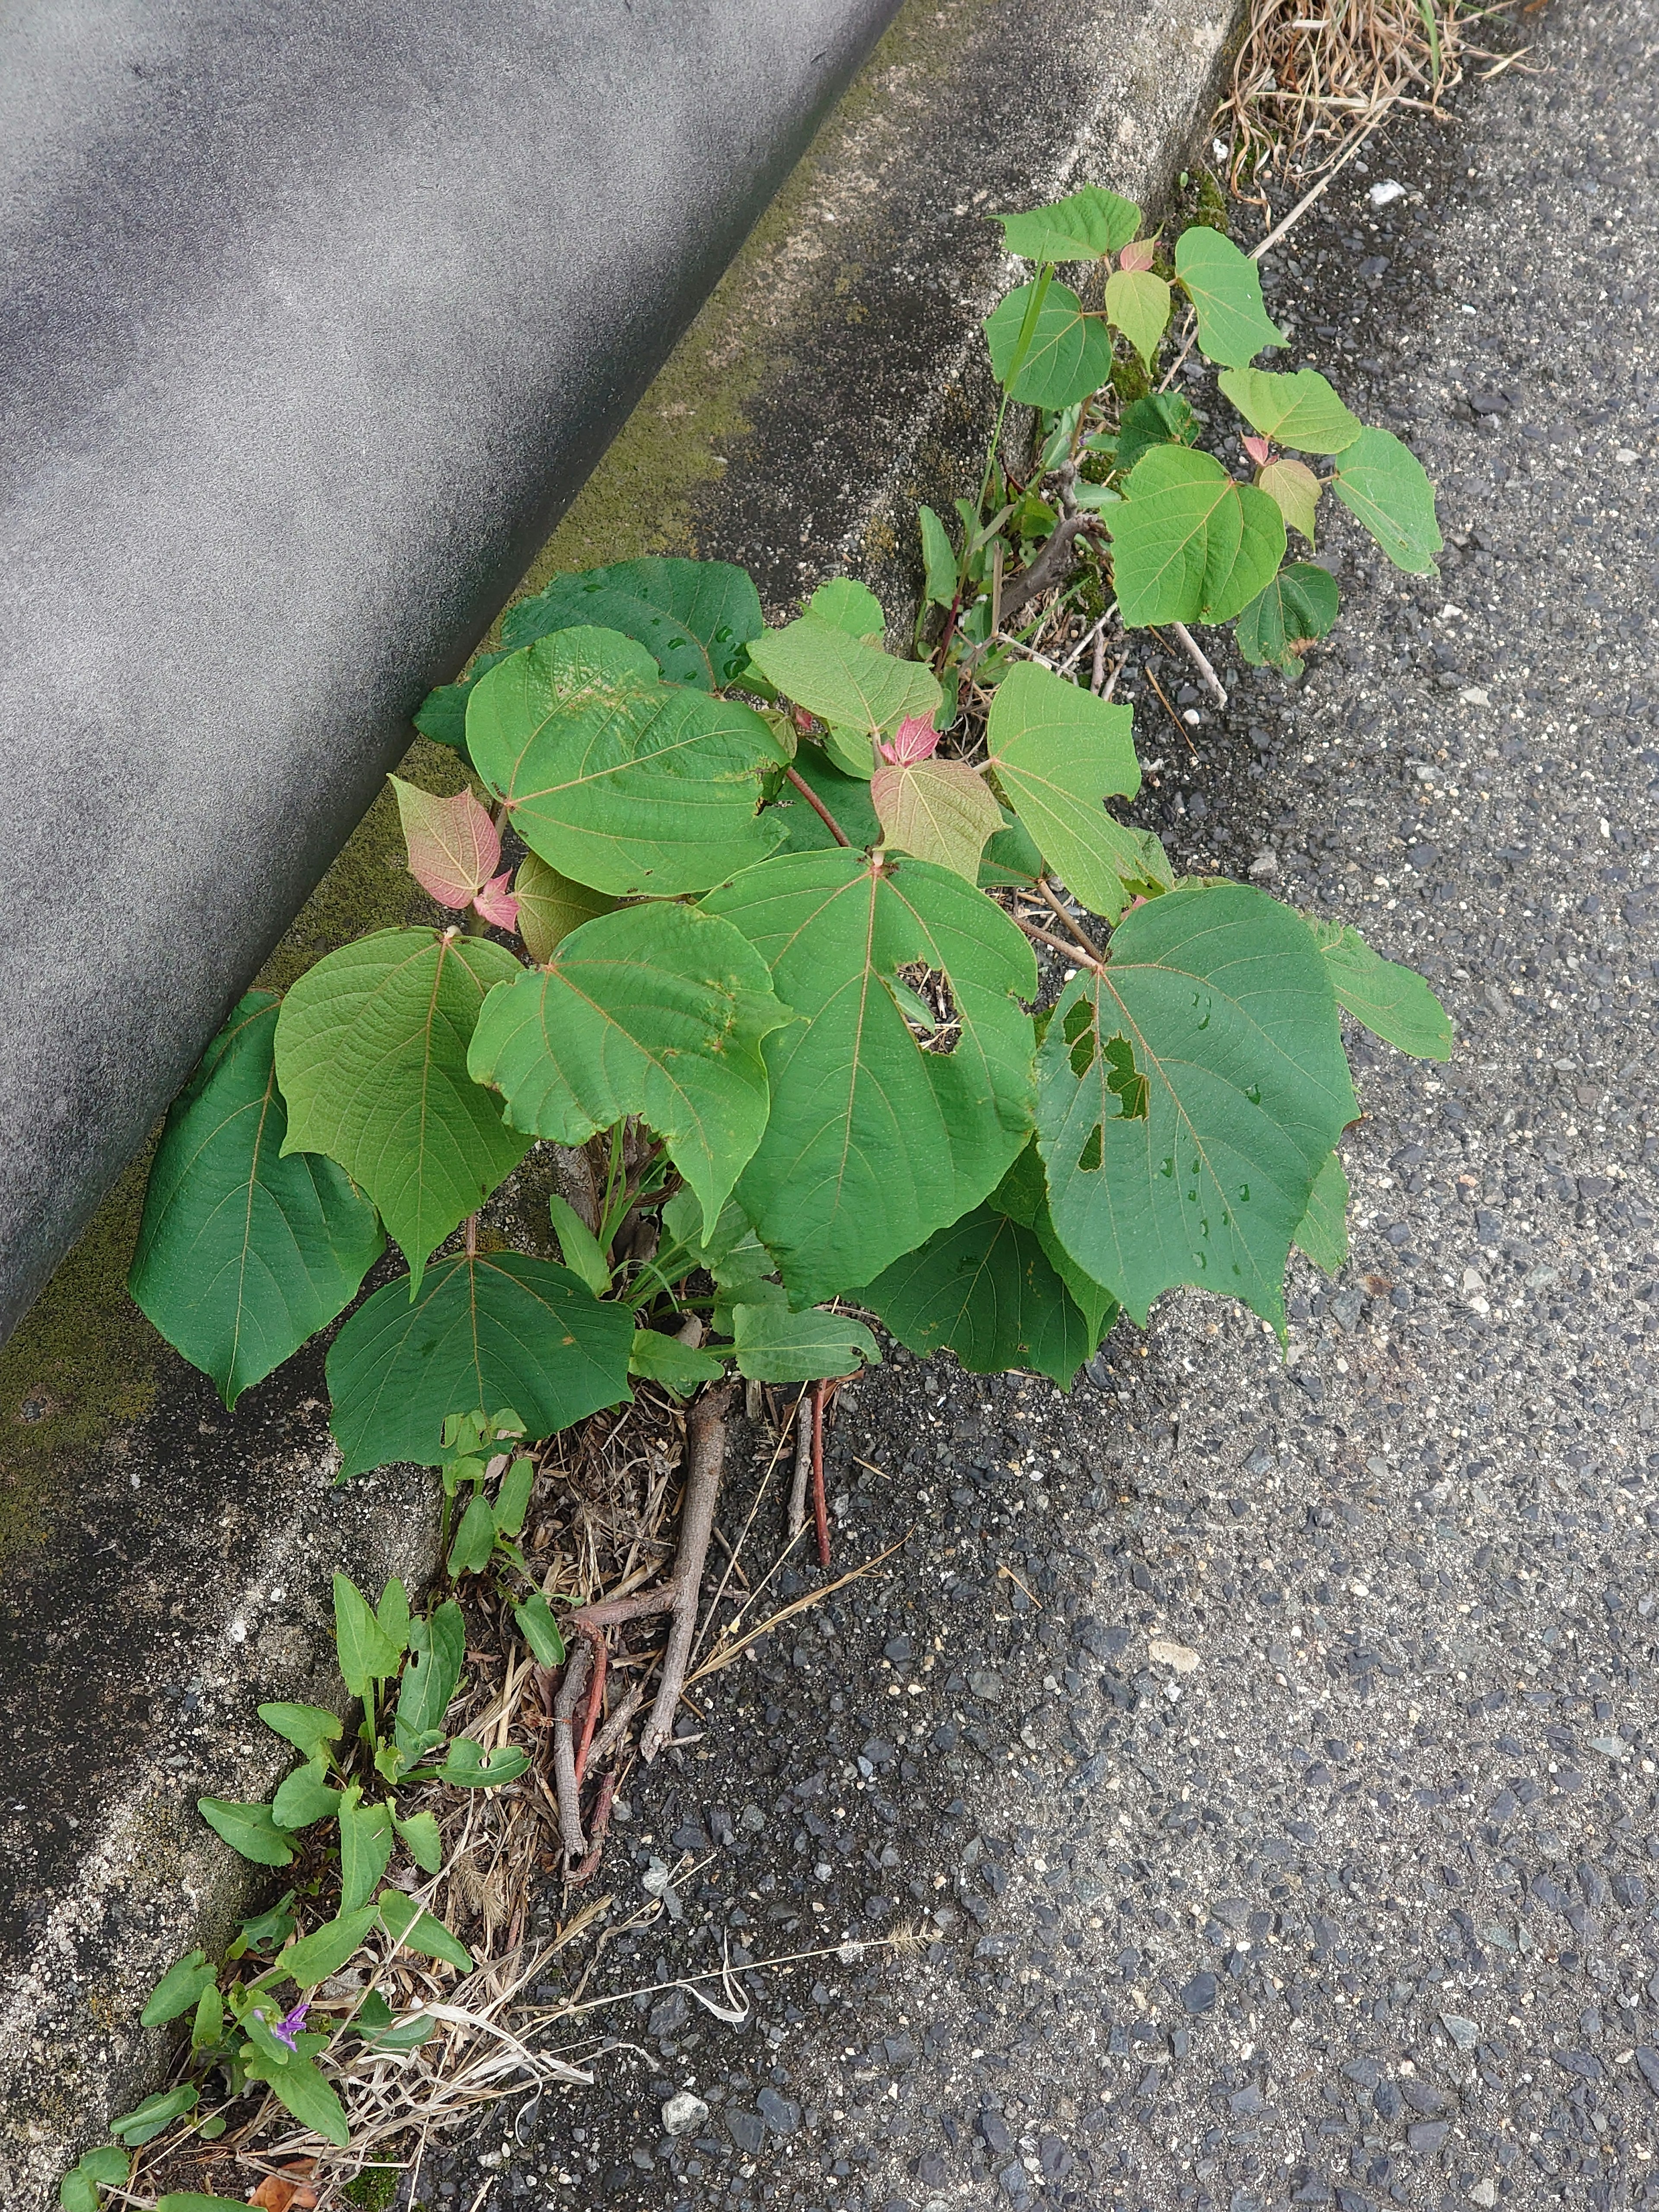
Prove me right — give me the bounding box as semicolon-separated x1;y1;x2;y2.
1102;1033;1149;1120
1062;995;1096;1076
893;963;960;1052
1077;1124;1104;1174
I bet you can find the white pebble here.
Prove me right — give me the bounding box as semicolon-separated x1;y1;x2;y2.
1367;180;1407;208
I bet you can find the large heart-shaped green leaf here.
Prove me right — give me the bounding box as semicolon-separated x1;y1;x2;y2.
983;279;1115;409
468;902;791;1228
803;576;887;642
326;1252;634;1477
500;556;763;688
467;627;787;893
859;1205;1096;1388
1236;561;1340;676
1328;427;1443;573
702;851;1037;1306
984;662;1170;922
728;1284;880;1382
745;618;941;763
994;185;1141;262
1108;445;1286;626
1217;366;1362;454
1036;880;1356;1331
275;931;528;1294
1307;918;1452;1058
129;993;384;1408
1173;227;1285;369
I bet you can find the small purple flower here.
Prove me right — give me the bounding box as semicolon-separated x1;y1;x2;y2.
253;1997;311;2050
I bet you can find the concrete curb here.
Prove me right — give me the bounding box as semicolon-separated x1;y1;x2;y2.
0;0;1243;2198
0;0;902;1342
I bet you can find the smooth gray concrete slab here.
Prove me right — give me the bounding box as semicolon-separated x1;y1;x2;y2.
424;1;1659;2206
0;0;901;1342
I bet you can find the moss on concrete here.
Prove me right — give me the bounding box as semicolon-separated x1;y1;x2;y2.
500;0;999;617
0;1149;160;1553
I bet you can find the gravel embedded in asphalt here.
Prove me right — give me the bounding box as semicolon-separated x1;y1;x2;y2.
423;5;1659;2206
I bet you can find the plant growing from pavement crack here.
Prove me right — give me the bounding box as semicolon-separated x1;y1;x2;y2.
107;184;1450;2176
921;182;1440;688
130;181;1447;1462
66;1573;509;2187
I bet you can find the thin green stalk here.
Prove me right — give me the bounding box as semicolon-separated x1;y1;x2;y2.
973;263;1055;540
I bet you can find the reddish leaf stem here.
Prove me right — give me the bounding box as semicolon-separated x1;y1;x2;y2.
572;1631;607;1786
785;766;851;846
567;1771;618;1888
1036;877;1107;963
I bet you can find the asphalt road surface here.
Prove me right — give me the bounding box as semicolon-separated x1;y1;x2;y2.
425;5;1659;2207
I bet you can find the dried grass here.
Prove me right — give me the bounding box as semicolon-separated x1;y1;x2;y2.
1220;0;1533;194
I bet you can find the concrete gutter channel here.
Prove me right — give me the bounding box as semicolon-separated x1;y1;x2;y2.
0;0;1245;2198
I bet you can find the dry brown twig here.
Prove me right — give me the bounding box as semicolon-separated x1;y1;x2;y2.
640;1382;734;1761
787;1387;813;1542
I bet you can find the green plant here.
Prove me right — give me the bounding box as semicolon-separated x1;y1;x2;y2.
102;186;1449;2179
918;182;1439;689
130;182;1444;1459
57;2146;130;2212
111;1571;510;2166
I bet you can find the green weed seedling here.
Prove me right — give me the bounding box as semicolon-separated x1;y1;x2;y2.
117;1573;517;2160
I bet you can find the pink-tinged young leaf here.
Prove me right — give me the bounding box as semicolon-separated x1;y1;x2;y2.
389;776;501;909
877;714;941;766
472;872;520;930
1242;434;1273;469
871;757;1004;880
1117;238;1156;274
